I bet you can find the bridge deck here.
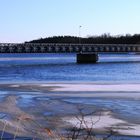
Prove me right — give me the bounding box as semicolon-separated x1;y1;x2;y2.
0;43;140;53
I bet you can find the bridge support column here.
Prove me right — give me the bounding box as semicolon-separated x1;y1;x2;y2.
77;53;98;64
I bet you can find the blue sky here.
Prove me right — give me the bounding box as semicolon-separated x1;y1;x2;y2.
0;0;140;43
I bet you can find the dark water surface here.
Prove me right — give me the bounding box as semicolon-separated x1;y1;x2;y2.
0;53;140;83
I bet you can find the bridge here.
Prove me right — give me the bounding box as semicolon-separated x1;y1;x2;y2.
0;43;140;63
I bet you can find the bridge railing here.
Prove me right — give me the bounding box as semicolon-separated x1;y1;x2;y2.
0;43;140;53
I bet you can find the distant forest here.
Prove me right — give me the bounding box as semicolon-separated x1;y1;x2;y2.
28;34;140;44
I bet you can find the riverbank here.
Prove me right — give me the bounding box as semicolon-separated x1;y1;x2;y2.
0;83;139;139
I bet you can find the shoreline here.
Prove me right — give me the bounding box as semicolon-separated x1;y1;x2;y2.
0;83;139;138
0;83;140;99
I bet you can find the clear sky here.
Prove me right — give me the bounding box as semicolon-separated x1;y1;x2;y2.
0;0;140;43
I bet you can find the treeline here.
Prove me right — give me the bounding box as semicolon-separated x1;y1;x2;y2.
28;34;140;44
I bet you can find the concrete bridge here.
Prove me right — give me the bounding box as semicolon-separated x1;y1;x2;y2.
0;43;140;63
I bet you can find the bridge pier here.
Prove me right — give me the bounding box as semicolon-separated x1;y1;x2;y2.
77;53;98;64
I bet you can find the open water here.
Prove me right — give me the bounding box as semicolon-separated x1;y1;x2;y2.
0;53;140;83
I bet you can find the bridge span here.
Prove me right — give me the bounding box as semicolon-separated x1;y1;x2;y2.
0;43;140;63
